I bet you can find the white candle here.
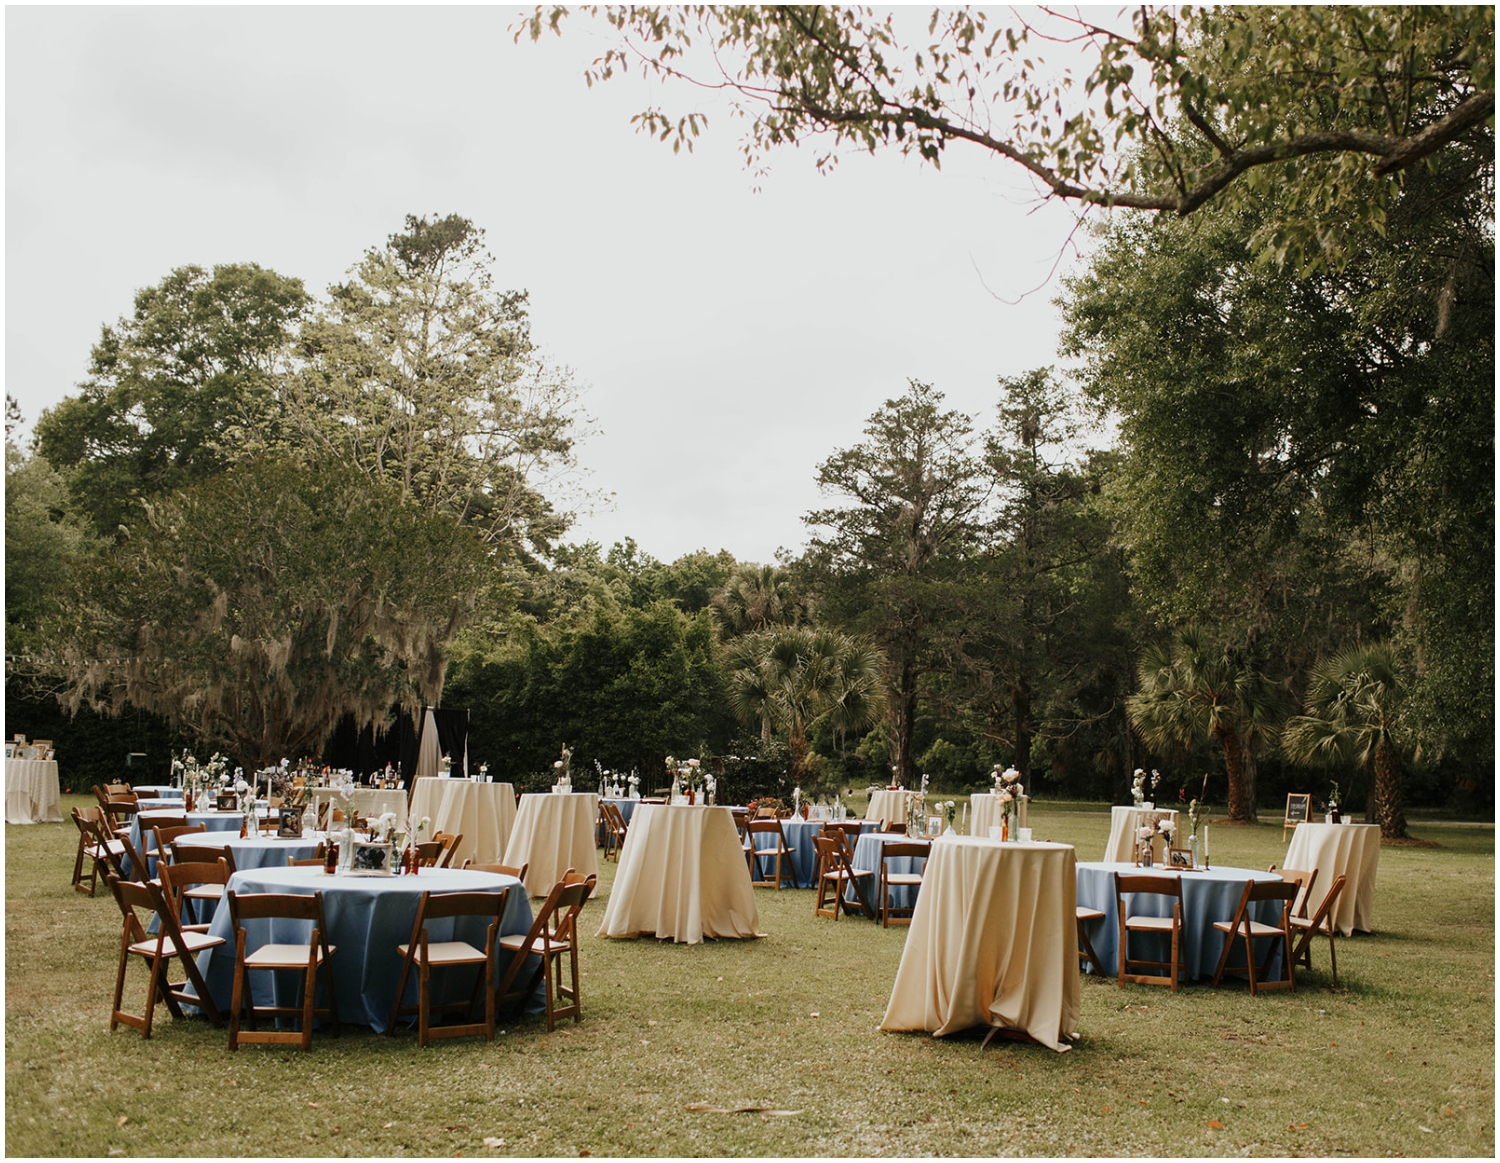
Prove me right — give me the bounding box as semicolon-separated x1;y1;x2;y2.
961;803;968;832
1203;824;1209;865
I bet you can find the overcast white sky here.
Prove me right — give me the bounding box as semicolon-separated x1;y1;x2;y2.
6;5;1104;564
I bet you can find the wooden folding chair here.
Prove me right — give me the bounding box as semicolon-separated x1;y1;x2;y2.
1211;878;1300;994
150;823;207;867
813;835;875;920
413;841;445;868
1114;873;1184;991
463;861;529;883
600;802;629;862
226;890;339;1052
747;819;798;890
494;872;596;1031
1290;873;1347;987
101;798;141;840
106;875;224;1037
877;840;929;928
389;889;511;1046
435;833;463;869
158;857;230;932
1076;907;1109;975
1270;866;1319;921
72;807;122;896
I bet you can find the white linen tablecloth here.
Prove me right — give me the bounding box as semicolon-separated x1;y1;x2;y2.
5;759;61;824
597;804;761;944
970;793;1029;837
1284;821;1381;935
408;778;517;869
1104;806;1181;862
503;792;599;895
881;837;1079;1052
865;789;909;828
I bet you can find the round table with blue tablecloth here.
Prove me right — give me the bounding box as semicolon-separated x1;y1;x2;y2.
125;808;276;878
193;866;537;1031
174;830;327;871
1074;862;1286;982
751;817;876;888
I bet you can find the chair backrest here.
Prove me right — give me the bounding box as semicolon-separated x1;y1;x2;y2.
1303;873;1347;933
109;874;195;952
174;839;238;874
881;840;931;862
533;875;593;941
407;889;510;946
413;841;445;867
1275;867;1319;919
814;833;855;874
435;833;463;868
84;812;131;879
1114;872;1185;917
152;823;207;859
1224;877;1299;931
882;821;907;835
144;813;189;834
158;858;229;918
103;783;134;800
604;802;628;833
465;861;529;881
227;889;329;927
748;819;790;847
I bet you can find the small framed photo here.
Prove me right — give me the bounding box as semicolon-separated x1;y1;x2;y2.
347;841;394;876
278;808;303;839
12;734;25;745
926;815;943;836
1167;847;1195;869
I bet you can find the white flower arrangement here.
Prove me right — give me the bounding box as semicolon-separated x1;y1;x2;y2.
373;811;398;842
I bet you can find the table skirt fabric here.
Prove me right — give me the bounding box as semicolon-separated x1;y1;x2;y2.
597;804;761;944
194;866;537;1032
408;778;517;869
969;793;1029;838
1104;806;1182;863
503;793;599;895
753;818;876;888
881;837;1079;1052
1074;862;1285;981
1284;822;1381;935
5;759;61;825
175;831;327;871
864;790;910;828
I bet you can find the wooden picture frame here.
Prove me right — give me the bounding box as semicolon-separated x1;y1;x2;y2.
347;841;394;876
925;815;943;836
1282;793;1313;841
1167;846;1195;869
277;807;303;839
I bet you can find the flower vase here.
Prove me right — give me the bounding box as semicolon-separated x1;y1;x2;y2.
687;789;696;805
943;823;956;837
1139;840;1153;868
1189;835;1199;868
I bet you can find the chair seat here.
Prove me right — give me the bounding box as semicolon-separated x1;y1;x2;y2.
395;941;488;966
498;932;568;956
1124;915;1178;932
184;884;225;900
128;931;224;958
1213;919;1287;939
821;867;874;881
1076;906;1106;922
885;873;924;886
1289;916;1332;933
245;943;336;969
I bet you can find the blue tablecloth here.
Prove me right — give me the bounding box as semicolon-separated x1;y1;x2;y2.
1074;862;1286;982
132;785;181;800
848;831;928;910
595;797;641;846
125;809;274;878
194;866;539;1031
175;831;325;871
751;818;876;888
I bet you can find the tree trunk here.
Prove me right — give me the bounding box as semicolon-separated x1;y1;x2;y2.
1374;735;1408;840
787;730;808;785
887;662;918;787
1012;676;1033;783
1213;723;1257;822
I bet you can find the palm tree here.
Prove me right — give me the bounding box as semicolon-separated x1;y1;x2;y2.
711;564;807;640
1282;642;1409;840
1126;625;1284;823
725;626;886;781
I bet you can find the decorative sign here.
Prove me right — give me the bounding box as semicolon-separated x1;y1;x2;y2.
1283;793;1313;840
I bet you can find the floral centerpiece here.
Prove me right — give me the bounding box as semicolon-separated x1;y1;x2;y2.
1135;813;1175;865
627;771;640;799
1324;780;1343;823
993;766;1024;837
747;796;789;819
1131;768;1162;807
553;743;572;791
936;799;957;835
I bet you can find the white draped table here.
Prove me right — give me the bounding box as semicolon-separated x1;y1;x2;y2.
1104;806;1181;862
865;789;909;828
503;792;598;896
408;777;516;870
881;836;1079;1052
597;804;761;945
5;758;61;824
969;792;1029;837
1284;821;1381;935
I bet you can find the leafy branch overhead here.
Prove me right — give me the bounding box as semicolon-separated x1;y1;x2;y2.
523;5;1494;270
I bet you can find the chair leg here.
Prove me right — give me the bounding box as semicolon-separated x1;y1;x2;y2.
301;959;317;1052
419;960;431;1048
111;936;132;1033
1326;931;1339;988
1077;918;1108;977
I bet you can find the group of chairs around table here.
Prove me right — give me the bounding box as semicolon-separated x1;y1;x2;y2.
1075;864;1349;996
68;794;599;1051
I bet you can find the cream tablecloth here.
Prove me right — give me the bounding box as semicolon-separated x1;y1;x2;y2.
503;792;599;895
1284;821;1381;935
597;804;761;944
1104;806;1181;862
881;837;1079;1052
5;759;61;824
865;790;909;828
970;793;1029;837
409;777;516;869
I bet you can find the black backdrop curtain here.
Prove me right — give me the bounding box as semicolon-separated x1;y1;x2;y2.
429;708;469;774
322;708;419;779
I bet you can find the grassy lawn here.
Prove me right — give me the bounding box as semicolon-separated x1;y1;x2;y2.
6;795;1493;1157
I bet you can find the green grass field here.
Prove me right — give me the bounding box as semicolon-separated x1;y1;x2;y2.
6;795;1493;1157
